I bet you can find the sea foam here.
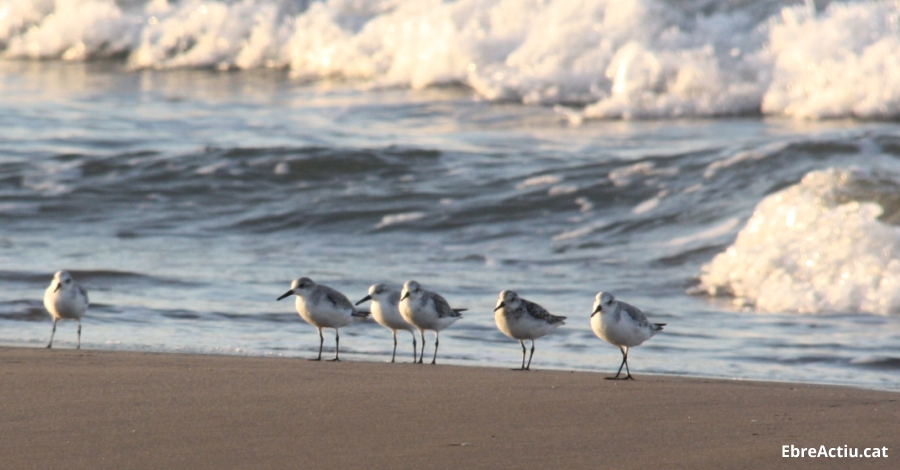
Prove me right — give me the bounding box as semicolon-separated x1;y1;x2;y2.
695;168;900;315
2;0;899;120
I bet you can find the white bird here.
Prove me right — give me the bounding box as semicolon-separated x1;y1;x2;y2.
590;292;665;380
399;280;464;365
277;277;369;361
355;283;417;363
43;270;88;349
494;290;566;370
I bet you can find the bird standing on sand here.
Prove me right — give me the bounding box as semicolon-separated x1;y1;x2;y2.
44;270;88;349
590;292;664;380
355;283;417;363
399;280;464;365
494;290;566;370
277;277;369;361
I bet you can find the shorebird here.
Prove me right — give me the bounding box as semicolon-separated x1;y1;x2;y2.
44;270;88;349
494;290;566;370
355;283;417;363
590;292;664;380
399;280;464;364
277;277;369;361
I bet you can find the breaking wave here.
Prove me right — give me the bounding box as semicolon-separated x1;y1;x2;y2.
694;167;900;315
3;0;900;119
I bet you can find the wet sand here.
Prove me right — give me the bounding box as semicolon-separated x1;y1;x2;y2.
1;347;896;469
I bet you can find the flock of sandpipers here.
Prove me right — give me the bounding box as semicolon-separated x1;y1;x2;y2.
42;270;666;380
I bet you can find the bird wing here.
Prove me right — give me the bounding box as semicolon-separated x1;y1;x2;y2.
430;293;462;318
523;299;565;324
323;288;354;311
619;301;653;328
388;290;401;307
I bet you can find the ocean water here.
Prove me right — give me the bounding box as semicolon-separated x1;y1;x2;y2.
1;0;899;391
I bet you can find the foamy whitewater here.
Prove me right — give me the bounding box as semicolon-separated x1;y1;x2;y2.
695;167;900;315
3;0;900;119
1;0;899;391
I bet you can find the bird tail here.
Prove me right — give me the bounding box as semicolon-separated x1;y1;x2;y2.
352;310;370;318
654;323;666;331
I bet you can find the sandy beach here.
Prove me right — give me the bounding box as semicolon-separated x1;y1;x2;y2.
0;347;896;469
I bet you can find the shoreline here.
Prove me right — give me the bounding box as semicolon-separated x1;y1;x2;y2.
3;341;896;393
2;347;897;469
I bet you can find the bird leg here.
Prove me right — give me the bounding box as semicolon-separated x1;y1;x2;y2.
431;331;439;365
309;328;324;361
327;329;341;361
391;331;397;363
525;340;535;371
76;320;81;349
513;340;526;370
605;347;634;380
46;318;58;349
417;330;426;364
622;348;633;379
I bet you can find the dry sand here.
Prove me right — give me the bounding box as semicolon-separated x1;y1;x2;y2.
1;347;896;469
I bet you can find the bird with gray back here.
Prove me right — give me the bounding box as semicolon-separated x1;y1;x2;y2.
355;283;417;363
399;280;465;365
494;290;566;370
44;270;88;349
590;291;665;380
277;277;369;361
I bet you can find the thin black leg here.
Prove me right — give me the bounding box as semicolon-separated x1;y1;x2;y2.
431;331;439;365
605;347;627;380
309;328;324;361
391;331;397;363
526;340;535;370
623;348;634;380
77;320;82;350
418;330;426;364
47;318;58;349
328;329;341;361
517;340;526;370
411;332;417;363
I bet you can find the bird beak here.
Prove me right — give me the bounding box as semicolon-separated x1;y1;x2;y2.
54;282;61;293
494;302;505;312
400;292;409;301
590;305;602;317
355;295;372;306
276;290;293;301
